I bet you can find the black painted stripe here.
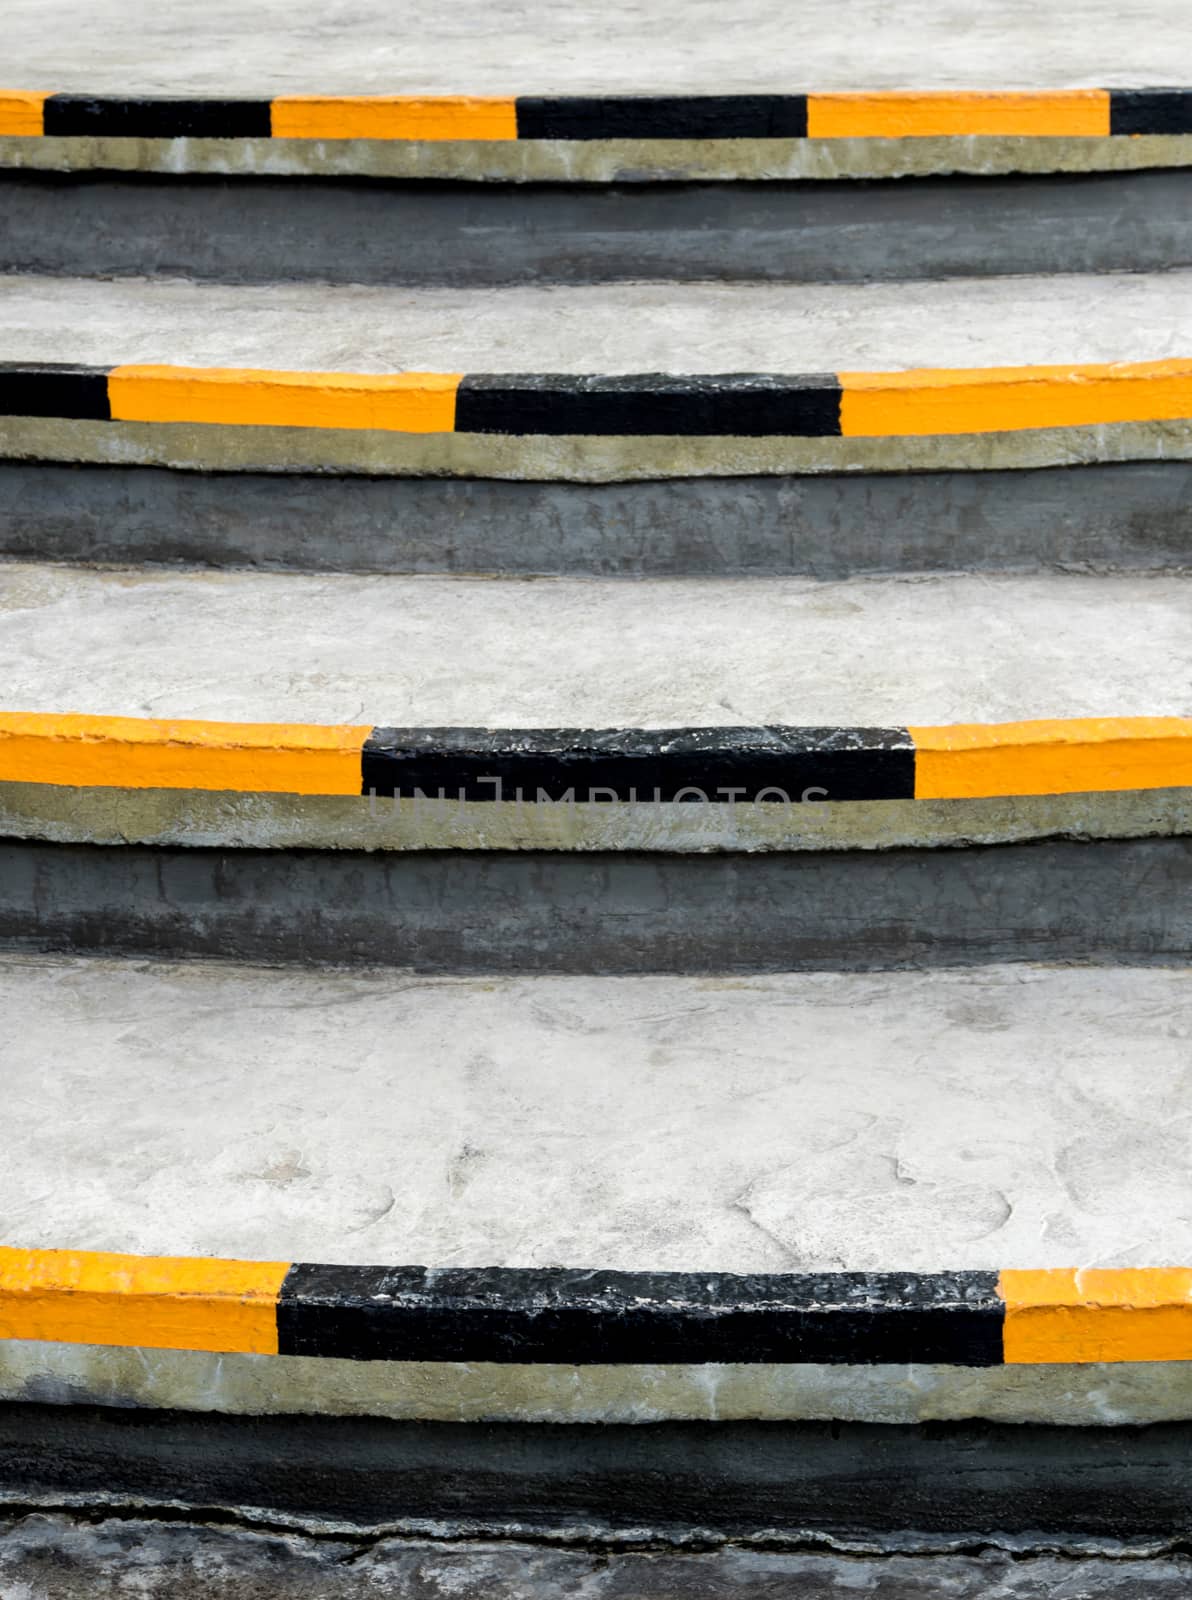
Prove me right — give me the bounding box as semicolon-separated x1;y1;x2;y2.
361;726;915;804
515;94;809;140
0;363;110;420
276;1266;1004;1365
1110;88;1192;136
43;95;272;138
454;373;842;437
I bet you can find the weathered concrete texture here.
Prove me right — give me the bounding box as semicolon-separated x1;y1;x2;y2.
2;565;1190;728
4;460;1192;578
0;1517;1187;1600
10;170;1192;285
8;271;1192;376
4;837;1192;972
5;782;1192;854
5;955;1192;1273
12;412;1192;478
17;1337;1192;1427
8;132;1192;182
6;0;1192;95
3;1406;1192;1542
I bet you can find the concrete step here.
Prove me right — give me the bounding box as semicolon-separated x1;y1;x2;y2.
0;562;1189;966
3;272;1192;575
1;951;1190;1435
4;0;1192;186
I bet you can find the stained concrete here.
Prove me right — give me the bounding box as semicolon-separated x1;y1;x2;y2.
8;132;1192;182
1;565;1189;729
3;459;1192;579
10;170;1192;286
12;411;1192;478
5;782;1192;854
0;954;1188;1271
5;0;1192;95
0;1517;1187;1598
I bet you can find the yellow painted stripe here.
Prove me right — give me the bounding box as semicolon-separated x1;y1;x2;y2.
0;90;46;136
910;718;1192;800
0;1247;290;1355
0;712;370;794
271;95;518;141
108;365;461;434
839;357;1192;438
1000;1269;1192;1364
806;90;1109;139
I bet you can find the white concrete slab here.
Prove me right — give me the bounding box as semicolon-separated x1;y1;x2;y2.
0;563;1188;728
2;0;1191;96
0;954;1190;1273
3;272;1192;375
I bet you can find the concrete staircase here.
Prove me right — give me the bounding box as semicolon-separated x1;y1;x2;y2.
1;2;1192;1591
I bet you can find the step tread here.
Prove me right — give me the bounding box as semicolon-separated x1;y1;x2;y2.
5;0;1192;96
1;565;1187;730
2;271;1190;375
0;952;1185;1275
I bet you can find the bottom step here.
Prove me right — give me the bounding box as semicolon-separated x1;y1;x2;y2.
0;953;1189;1427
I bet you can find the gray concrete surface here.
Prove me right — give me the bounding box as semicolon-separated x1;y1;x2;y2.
4;460;1191;579
2;565;1189;729
0;1516;1187;1598
10;170;1192;286
4;0;1192;94
4;954;1191;1272
7;271;1191;375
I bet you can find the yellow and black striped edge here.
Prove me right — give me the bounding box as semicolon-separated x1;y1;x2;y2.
1;715;1191;803
0;89;1191;141
0;1249;1190;1365
7;360;1192;438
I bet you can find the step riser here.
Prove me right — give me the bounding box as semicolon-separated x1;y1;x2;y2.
4;838;1189;971
7;170;1192;285
4;460;1189;575
0;1403;1189;1543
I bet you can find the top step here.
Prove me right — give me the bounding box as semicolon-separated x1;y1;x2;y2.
5;0;1192;183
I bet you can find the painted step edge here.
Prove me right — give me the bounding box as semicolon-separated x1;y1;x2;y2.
2;715;1192;805
0;1247;1189;1367
2;87;1192;142
10;359;1192;441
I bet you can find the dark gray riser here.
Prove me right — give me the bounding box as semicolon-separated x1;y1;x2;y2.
5;167;1192;285
2;837;1189;972
1;1402;1191;1544
3;459;1190;577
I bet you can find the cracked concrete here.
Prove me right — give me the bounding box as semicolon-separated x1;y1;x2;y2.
0;1515;1188;1598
